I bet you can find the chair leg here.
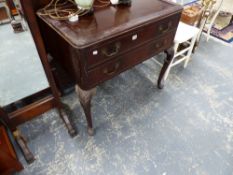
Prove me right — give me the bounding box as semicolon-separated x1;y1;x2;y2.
184;35;198;68
163;43;179;80
164;60;173;81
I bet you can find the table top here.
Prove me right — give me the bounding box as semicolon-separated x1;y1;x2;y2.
37;0;182;49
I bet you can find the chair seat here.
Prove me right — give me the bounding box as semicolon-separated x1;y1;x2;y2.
174;22;199;43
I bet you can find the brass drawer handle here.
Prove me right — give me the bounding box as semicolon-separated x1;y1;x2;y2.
159;21;172;34
103;62;121;75
102;42;121;57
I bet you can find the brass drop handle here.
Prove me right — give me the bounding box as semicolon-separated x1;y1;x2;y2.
102;42;121;57
103;62;121;75
159;21;172;34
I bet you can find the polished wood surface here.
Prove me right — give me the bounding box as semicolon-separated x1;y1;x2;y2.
86;32;176;87
38;0;181;48
37;0;182;134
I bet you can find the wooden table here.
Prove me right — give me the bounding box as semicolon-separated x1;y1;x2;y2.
37;0;182;135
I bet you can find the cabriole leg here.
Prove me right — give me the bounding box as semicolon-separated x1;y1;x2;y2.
75;85;96;136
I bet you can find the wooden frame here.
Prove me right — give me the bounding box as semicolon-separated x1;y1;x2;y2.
0;0;78;164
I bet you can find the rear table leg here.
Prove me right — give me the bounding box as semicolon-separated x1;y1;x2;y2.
58;106;78;137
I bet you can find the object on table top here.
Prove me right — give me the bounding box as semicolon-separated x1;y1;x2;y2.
75;0;94;10
38;0;110;21
68;13;79;22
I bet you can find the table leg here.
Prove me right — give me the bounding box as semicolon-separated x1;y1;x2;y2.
13;129;35;164
57;105;78;137
157;46;174;89
75;85;96;136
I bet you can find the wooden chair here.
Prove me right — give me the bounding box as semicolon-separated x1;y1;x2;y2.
155;21;199;81
155;0;213;81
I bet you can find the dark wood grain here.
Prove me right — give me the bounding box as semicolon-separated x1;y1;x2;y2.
38;0;182;48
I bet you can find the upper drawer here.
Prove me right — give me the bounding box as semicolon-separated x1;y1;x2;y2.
85;14;180;69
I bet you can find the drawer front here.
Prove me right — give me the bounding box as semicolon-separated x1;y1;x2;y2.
86;14;180;68
85;32;175;88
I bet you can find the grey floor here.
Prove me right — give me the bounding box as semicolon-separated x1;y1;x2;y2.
10;30;232;174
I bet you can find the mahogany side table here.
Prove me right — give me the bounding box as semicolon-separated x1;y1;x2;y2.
37;0;182;135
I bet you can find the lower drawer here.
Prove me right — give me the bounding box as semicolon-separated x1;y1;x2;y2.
84;31;175;88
